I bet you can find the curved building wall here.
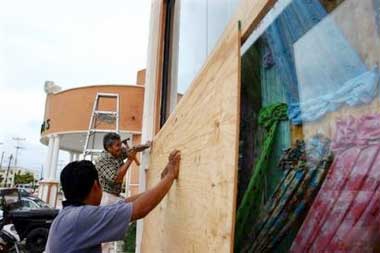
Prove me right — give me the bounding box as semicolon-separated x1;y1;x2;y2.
41;84;144;137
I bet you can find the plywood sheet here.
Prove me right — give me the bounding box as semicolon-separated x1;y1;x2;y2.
235;0;276;42
141;24;241;253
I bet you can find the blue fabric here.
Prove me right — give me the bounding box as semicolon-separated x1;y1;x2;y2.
289;67;380;125
294;16;368;101
375;0;380;35
263;0;327;104
288;12;380;125
264;0;378;125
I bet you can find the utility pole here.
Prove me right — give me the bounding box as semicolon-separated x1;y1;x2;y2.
12;137;26;168
4;154;13;187
40;164;44;180
0;142;4;171
0;152;4;170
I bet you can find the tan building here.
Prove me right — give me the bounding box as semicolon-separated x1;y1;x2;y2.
39;70;145;207
0;168;16;188
0;167;39;188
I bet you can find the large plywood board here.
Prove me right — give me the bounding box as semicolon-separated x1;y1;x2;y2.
235;0;277;42
141;24;241;253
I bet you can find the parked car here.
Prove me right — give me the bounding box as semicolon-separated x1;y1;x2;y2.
0;188;59;253
20;197;50;209
17;188;31;198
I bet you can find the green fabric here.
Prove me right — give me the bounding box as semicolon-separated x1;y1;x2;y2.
235;103;288;251
260;40;292;253
260;42;291;203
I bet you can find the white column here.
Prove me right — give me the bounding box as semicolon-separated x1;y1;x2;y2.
10;171;15;187
74;153;80;161
44;136;54;179
69;152;74;163
39;135;60;208
49;135;60;180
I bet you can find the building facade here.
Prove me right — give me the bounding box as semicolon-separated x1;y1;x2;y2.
139;0;380;252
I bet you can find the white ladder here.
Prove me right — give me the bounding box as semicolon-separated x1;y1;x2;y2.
83;93;120;160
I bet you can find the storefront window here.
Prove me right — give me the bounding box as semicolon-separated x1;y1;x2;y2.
236;0;380;251
160;0;240;125
172;0;240;94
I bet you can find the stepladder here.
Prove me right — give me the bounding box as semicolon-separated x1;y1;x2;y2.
83;93;120;161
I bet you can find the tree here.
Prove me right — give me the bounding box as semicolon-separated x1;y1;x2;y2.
123;222;136;253
14;171;35;185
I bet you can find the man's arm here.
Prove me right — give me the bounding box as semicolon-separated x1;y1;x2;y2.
115;159;133;183
115;141;152;183
77;150;180;247
125;192;144;203
130;150;181;221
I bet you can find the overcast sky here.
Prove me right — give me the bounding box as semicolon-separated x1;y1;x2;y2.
0;0;151;176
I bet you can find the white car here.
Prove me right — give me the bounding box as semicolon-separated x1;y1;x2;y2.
20;197;50;209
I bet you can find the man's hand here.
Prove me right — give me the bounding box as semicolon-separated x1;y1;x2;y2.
161;150;181;179
130;149;181;221
132;141;152;152
122;139;151;152
127;147;138;160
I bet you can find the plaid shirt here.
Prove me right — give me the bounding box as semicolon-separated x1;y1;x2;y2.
95;149;128;196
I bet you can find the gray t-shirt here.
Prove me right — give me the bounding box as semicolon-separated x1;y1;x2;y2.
46;201;133;253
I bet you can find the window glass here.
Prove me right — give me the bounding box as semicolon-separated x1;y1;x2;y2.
35;199;49;208
175;0;207;94
236;0;380;251
207;0;240;53
173;0;240;94
21;199;31;208
4;191;19;205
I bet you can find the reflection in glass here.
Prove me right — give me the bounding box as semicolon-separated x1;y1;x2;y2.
237;0;380;252
173;0;240;94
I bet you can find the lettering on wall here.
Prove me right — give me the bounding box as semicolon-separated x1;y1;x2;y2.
40;119;51;134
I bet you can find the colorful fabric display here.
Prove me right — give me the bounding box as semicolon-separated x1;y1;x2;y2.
243;135;333;253
289;11;380;125
258;0;327;214
291;114;380;252
235;103;288;251
289;67;380;125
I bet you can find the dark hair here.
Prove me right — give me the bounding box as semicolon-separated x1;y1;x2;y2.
60;160;99;203
103;132;121;151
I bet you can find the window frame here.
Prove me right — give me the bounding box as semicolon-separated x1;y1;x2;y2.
159;0;177;127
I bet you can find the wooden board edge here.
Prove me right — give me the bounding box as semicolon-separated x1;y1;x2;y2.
229;22;242;253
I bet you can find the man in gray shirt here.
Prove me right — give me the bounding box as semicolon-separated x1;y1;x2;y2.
46;150;181;253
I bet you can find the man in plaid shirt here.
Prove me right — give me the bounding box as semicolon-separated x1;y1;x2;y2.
96;132;150;202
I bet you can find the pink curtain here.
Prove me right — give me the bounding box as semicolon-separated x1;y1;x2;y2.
291;115;380;252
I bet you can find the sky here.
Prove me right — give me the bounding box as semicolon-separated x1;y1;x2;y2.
0;0;151;176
